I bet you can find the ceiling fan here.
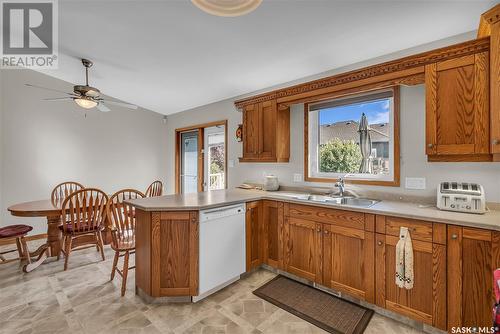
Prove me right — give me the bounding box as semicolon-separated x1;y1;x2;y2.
26;59;138;112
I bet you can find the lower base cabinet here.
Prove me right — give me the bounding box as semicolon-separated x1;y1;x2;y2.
375;233;446;330
246;201;263;271
447;226;500;330
282;204;375;301
135;210;199;297
283;216;322;282
323;224;375;303
262;200;283;269
245;200;500;332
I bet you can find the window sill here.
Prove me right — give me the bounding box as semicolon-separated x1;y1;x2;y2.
304;175;400;187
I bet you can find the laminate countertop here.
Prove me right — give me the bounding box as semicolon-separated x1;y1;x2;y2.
126;188;500;231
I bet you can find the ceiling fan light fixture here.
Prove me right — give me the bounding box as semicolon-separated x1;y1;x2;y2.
191;0;262;17
74;97;97;109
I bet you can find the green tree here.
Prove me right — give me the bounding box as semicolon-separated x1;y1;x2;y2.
319;139;362;173
209;144;224;174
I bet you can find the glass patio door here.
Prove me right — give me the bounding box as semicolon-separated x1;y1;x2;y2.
180;130;199;194
176;121;227;194
204;125;225;191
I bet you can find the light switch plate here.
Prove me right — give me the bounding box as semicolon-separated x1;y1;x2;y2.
293;173;303;182
405;177;426;190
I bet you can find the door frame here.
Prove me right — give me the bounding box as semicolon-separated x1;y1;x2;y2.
175;120;228;194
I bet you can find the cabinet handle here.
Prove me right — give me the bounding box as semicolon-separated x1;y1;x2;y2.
451;234;458;240
377;241;383;246
324;230;329;235
493;139;499;145
316;228;321;233
427;143;434;148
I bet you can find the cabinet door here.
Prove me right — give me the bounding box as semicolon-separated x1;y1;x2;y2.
262;200;283;269
246;201;262;271
426;52;489;157
447;227;500;330
283;216;322;283
243;103;260;159
375;234;446;330
259;100;277;160
491;22;500;154
151;211;198;297
323;224;374;303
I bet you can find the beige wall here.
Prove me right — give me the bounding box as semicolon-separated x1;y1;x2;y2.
165;33;500;203
1;69;168;234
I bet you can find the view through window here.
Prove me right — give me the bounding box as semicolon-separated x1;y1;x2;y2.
307;89;397;183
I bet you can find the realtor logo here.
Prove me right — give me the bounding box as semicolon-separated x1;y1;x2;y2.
1;0;58;68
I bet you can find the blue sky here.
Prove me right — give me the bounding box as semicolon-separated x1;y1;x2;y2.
319;98;390;125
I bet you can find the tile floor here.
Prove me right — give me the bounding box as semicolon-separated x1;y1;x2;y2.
0;240;425;334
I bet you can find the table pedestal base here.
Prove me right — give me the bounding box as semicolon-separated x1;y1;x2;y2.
23;244;49;273
46;216;62;257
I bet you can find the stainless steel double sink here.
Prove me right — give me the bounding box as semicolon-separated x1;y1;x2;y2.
273;192;380;208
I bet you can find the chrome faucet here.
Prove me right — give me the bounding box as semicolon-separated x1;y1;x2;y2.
334;177;346;197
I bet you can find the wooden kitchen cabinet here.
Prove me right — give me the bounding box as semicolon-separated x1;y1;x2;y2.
323;224;375;303
240;99;290;162
283;203;373;295
375;216;447;330
242;103;260;159
135;210;199;297
447;226;500;330
425;51;490;161
283;215;322;283
262;200;283;269
491;19;500;157
246;201;263;271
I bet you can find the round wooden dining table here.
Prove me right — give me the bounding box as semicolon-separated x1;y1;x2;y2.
7;199;112;272
7;199;64;272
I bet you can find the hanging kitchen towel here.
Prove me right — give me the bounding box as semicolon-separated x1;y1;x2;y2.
395;227;414;289
395;227;406;288
403;228;414;289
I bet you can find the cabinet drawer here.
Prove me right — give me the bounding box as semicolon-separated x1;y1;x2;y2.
287;204;365;230
384;216;433;243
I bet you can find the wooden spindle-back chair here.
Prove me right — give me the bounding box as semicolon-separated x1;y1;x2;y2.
60;188;108;270
51;181;84;205
145;180;163;197
107;189;145;296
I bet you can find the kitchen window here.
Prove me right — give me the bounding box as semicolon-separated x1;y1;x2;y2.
305;87;400;186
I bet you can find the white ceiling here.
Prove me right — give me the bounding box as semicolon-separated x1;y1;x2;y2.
40;0;496;115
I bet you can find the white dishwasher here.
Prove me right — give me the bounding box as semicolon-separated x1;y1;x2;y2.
193;203;246;302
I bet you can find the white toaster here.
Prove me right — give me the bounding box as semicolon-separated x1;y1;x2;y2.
436;182;486;214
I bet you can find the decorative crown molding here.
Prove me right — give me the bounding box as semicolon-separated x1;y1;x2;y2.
234;37;490;109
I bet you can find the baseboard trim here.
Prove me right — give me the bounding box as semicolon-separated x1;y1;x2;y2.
0;233;47;246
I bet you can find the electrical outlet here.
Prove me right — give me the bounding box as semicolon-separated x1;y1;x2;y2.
293;173;303;182
405;177;426;190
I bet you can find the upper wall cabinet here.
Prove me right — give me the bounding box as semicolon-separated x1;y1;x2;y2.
425;52;491;161
239;100;290;163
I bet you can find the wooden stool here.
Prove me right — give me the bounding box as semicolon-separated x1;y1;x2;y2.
0;224;32;269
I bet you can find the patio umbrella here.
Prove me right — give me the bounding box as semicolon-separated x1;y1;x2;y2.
358;113;373;174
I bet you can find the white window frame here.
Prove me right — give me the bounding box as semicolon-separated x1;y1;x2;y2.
306;88;399;185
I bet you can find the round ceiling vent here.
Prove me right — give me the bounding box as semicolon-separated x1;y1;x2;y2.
191;0;262;17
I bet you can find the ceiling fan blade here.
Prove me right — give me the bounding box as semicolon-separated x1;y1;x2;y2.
43;97;74;101
96;102;110;112
25;83;75;96
102;100;138;110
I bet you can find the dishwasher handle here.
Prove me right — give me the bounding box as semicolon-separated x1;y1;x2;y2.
199;204;245;222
